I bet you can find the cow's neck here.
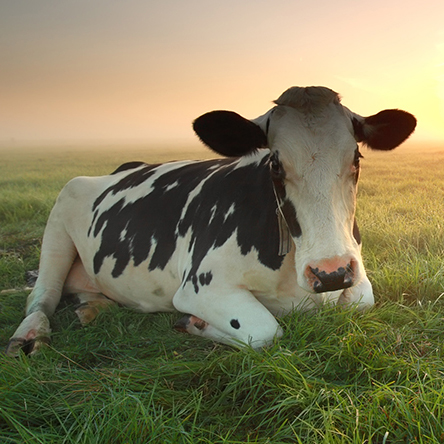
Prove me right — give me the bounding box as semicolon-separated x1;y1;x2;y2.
271;176;292;256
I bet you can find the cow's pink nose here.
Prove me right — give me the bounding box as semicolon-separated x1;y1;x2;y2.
305;257;356;293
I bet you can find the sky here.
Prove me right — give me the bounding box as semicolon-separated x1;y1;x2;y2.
1;0;444;144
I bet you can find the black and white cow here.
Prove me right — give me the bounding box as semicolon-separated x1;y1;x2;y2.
6;86;416;355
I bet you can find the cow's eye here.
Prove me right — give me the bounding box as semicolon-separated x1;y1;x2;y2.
354;148;363;168
270;154;283;178
351;147;363;181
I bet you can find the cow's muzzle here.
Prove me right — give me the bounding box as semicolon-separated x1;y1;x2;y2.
305;257;356;293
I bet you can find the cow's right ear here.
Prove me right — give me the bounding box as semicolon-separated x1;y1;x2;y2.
352;109;417;150
193;111;268;157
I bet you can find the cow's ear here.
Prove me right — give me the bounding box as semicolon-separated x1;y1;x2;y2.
352;109;417;150
193;111;268;157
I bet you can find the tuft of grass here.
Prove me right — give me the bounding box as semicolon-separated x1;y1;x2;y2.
2;303;444;443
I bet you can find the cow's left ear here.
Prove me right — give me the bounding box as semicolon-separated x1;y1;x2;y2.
193;111;268;157
352;109;417;150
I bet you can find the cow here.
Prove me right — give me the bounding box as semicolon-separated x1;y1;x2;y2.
6;86;416;356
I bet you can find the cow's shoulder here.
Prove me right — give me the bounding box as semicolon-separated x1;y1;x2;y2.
111;161;148;175
58;175;103;202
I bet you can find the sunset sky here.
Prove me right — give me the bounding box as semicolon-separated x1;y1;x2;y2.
1;0;444;144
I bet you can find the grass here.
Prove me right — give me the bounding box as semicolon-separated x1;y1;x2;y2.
1;141;444;443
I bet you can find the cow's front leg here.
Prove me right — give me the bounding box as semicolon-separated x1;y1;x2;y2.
172;286;283;348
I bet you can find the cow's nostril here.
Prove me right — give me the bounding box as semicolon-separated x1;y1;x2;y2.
308;262;355;293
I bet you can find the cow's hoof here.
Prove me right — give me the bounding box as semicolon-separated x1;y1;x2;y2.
75;304;101;325
5;338;26;357
5;336;50;357
5;311;51;357
173;314;192;333
73;293;117;325
174;314;209;334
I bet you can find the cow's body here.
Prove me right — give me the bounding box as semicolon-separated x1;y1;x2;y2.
48;153;356;313
7;86;416;355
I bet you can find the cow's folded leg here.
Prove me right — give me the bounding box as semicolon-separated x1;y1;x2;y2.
173;286;283;348
73;292;117;325
6;311;51;357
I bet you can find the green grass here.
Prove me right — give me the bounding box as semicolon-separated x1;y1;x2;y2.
1;141;444;443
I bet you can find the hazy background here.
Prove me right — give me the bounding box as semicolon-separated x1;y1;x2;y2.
1;0;444;145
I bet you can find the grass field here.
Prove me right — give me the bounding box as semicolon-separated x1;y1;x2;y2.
1;141;444;443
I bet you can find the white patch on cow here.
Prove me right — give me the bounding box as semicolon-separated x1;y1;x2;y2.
119;223;129;243
233;150;269;169
224;203;235;222
165;180;179;192
208;205;217;224
110;161;198;206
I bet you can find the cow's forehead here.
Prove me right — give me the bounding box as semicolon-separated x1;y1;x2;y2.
266;87;348;141
273;86;341;113
268;105;355;156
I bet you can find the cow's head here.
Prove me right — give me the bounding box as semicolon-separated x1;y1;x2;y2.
193;86;416;294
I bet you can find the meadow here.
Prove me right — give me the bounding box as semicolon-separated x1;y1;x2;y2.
1;141;444;443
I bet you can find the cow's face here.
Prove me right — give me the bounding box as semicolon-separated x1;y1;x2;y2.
193;86;416;294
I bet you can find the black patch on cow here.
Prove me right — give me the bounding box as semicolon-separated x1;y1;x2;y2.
270;156;302;239
190;271;213;293
87;209;99;237
353;219;361;245
193;111;267;157
353;148;362;183
191;275;199;293
89;155;284;280
111;161;147;175
230;319;240;329
199;272;213;287
281;200;302;238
